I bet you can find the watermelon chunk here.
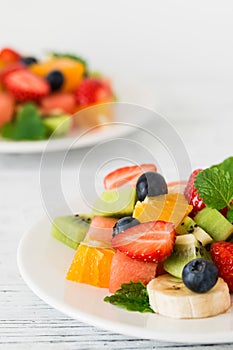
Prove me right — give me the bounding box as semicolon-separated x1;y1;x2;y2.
109;251;157;293
86;216;118;243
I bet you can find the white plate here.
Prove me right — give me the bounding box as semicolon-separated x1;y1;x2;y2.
18;201;233;344
0;78;155;154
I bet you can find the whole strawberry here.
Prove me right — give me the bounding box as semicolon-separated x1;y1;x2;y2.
211;241;233;292
75;77;113;106
184;169;206;215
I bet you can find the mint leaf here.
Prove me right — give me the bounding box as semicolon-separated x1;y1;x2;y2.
212;157;233;178
1;103;47;141
227;207;233;224
104;281;154;313
195;167;233;210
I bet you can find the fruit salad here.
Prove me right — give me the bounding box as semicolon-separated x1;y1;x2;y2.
51;157;233;319
0;47;115;140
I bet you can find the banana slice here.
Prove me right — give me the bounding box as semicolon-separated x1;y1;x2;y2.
147;274;231;319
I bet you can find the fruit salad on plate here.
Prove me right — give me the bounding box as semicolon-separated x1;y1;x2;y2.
0;47;115;141
51;157;233;319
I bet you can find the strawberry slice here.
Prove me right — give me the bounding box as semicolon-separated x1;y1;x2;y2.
3;70;50;102
104;163;157;190
184;169;205;215
0;61;26;82
75;77;113;106
211;241;233;292
0;47;21;64
112;220;176;263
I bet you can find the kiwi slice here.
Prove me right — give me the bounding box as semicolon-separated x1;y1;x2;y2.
92;187;136;217
51;214;92;249
176;216;213;246
195;208;233;241
164;234;210;278
43;115;71;137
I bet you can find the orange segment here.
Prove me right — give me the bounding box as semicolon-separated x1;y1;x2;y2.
133;193;192;227
30;58;85;92
66;243;115;288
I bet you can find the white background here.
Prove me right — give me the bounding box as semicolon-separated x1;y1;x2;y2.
1;0;233;121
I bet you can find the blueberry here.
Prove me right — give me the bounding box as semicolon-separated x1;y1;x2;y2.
113;217;140;237
46;70;64;91
182;258;218;293
136;172;168;202
21;56;38;66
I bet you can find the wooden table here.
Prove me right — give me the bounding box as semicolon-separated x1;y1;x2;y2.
1;118;233;349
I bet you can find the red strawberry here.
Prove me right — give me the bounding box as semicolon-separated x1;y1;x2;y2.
0;47;21;64
3;70;50;102
112;220;176;263
0;92;15;127
0;61;26;82
184;169;205;215
40;92;76;115
104;164;157;190
211;241;233;292
75;77;113;106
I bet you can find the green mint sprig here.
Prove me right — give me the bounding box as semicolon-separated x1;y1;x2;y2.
1;103;47;141
104;281;154;313
194;157;233;223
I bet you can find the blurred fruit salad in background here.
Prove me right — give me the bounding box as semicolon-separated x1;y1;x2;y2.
0;47;115;140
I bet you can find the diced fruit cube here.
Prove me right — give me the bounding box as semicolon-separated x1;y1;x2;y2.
66;243;115;288
43;115;71;137
85;216;118;243
92;187;136;217
133;193;192;227
194;208;233;241
109;251;157;293
40;92;76;115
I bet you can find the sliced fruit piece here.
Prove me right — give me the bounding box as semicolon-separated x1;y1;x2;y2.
147;274;230;319
3;70;50;102
211;241;233;292
194;208;233;241
112;220;176;263
167;180;187;194
0;92;14;128
51;214;92;249
163;234;210;278
0;61;26;82
184;169;206;215
176;216;213;246
43;114;71;137
109;251;157;293
133;193;192;228
104;164;157;190
40;92;76;115
0;47;21;64
92;187;136;217
66;243;115;288
30;57;85;92
85;216;118;243
75;77;113;106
